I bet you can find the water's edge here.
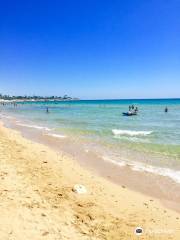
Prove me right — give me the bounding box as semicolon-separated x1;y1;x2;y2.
1;113;180;213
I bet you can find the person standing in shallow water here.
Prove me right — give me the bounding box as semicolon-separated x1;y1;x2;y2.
135;106;138;112
165;106;168;113
46;107;49;113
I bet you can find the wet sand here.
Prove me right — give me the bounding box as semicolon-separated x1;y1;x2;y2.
0;122;180;239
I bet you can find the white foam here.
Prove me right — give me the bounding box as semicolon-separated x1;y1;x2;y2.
45;133;67;139
17;123;51;131
112;129;153;136
1;115;14;119
5;116;14;119
131;162;180;184
114;135;150;143
102;156;126;167
102;156;180;184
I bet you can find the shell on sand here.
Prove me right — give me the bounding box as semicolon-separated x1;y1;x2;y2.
72;184;87;194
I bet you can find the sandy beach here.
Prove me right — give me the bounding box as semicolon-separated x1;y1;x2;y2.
0;122;180;239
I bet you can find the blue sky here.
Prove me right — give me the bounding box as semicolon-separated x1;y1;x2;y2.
0;0;179;99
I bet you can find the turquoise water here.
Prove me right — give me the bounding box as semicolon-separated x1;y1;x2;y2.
1;99;180;172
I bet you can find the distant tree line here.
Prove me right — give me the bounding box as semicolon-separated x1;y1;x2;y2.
0;94;77;100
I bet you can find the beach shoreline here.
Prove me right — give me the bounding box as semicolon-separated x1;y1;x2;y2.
1;112;180;214
0;121;180;239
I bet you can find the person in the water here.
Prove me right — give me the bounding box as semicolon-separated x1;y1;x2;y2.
46;107;49;113
165;106;168;113
135;106;138;112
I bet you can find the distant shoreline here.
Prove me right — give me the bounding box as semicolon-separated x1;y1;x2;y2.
0;98;80;103
1;95;180;103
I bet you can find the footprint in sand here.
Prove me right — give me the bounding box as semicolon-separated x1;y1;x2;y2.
42;231;49;236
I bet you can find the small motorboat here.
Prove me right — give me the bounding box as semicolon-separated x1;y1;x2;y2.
122;111;137;116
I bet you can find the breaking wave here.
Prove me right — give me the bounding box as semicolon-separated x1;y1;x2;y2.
112;129;153;136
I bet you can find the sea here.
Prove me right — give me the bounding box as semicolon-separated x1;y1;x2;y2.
1;99;180;183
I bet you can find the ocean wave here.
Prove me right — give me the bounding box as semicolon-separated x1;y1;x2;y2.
102;156;180;184
44;133;67;139
113;135;150;143
17;123;51;131
112;129;153;136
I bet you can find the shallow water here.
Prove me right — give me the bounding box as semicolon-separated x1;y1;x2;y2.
1;99;180;182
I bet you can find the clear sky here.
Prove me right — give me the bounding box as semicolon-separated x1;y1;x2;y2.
0;0;179;99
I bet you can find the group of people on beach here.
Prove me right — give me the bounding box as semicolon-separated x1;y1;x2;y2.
0;102;17;107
